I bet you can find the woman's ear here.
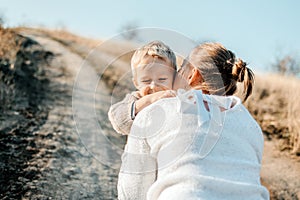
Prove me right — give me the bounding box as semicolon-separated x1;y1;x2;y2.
188;68;203;87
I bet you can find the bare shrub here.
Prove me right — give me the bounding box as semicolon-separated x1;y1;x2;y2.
272;54;300;76
120;22;139;41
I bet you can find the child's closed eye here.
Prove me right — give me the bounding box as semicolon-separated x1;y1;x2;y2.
142;80;151;83
158;78;168;81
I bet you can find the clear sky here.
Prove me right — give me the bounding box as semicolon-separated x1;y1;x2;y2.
1;0;299;72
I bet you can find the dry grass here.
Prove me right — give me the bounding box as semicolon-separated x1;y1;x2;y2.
244;74;300;154
0;27;22;60
13;27;101;48
285;76;300;154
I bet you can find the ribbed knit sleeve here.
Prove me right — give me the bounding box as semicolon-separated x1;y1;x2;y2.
108;92;140;135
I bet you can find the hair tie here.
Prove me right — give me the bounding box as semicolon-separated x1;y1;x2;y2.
233;59;247;82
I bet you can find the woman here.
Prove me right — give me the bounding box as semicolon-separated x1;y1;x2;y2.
118;43;270;200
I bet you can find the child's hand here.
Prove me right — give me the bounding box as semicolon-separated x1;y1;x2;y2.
139;85;171;97
134;90;176;115
146;90;176;103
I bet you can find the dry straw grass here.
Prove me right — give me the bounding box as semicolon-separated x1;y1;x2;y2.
14;27;101;48
244;74;300;154
0;27;21;60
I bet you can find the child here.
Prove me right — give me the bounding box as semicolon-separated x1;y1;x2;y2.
108;41;177;135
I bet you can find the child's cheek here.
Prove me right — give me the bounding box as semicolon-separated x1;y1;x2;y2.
140;86;151;96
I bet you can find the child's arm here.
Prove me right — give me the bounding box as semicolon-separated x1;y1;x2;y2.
108;90;176;135
135;90;176;116
108;92;139;135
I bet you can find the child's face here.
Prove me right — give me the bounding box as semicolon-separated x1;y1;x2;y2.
133;56;175;96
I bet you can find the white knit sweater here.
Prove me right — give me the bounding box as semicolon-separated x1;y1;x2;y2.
118;90;269;200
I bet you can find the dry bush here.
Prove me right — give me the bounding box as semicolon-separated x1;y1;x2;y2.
272;54;300;76
243;74;300;154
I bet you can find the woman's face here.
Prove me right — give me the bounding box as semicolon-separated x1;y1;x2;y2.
173;61;193;90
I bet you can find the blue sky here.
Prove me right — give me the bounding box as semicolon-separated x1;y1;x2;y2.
1;0;299;73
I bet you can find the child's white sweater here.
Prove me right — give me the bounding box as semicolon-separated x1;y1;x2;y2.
118;90;269;200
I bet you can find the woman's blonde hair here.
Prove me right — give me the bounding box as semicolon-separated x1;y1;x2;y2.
188;42;254;102
131;41;177;77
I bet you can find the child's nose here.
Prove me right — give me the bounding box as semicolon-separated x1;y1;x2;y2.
150;81;156;89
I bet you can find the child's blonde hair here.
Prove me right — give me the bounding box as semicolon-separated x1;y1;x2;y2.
131;41;177;77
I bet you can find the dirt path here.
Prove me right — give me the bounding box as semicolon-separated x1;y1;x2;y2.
261;137;300;200
18;31;122;199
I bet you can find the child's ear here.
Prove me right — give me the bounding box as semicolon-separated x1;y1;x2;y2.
188;68;202;87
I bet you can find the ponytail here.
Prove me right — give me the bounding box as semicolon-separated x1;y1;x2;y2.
232;59;254;102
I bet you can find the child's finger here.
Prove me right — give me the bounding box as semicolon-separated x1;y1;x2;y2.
169;90;177;96
141;86;151;96
163;90;176;97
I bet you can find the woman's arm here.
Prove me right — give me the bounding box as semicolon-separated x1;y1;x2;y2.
118;137;157;200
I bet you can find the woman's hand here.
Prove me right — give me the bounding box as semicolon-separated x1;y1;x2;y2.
135;90;176;115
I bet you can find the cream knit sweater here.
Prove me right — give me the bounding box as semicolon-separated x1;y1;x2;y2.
118;90;269;200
